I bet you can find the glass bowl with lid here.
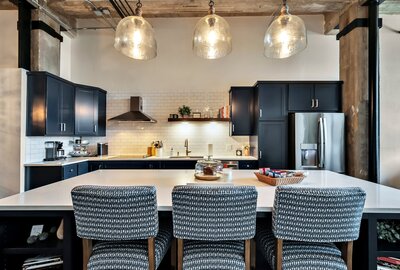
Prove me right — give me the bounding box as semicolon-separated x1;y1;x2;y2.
195;156;223;177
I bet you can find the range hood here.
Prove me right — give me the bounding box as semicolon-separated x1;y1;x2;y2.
108;97;157;123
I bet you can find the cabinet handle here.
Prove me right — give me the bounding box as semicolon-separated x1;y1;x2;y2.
94;125;97;133
311;99;315;108
70;169;74;172
260;109;263;118
64;123;66;132
232;124;235;133
259;151;262;159
60;123;63;132
315;99;319;108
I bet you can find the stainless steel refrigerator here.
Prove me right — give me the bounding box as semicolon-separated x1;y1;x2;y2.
289;113;345;173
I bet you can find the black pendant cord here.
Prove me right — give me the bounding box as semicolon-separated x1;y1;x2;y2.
368;0;380;183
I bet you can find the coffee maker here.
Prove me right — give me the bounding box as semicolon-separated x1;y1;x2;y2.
44;141;65;161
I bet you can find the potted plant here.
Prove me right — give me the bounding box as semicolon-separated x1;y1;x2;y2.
178;105;192;118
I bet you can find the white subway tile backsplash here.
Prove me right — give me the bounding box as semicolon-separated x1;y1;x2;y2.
25;89;249;162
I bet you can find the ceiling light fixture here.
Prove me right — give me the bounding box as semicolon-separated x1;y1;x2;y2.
263;0;307;59
114;0;157;60
193;0;232;60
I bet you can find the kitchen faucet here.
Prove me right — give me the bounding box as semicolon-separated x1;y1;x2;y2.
184;139;191;157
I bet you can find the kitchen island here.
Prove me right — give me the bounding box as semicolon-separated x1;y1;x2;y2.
0;170;399;270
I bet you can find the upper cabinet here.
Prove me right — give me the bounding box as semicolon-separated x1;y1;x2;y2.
288;82;342;112
27;72;107;137
257;83;287;121
27;72;75;136
75;85;106;136
229;87;254;136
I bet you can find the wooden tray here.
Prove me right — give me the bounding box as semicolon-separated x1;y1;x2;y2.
254;173;304;186
194;174;221;181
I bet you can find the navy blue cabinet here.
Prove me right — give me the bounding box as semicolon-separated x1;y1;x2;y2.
288;82;342;112
229;87;254;136
27;72;107;137
25;162;89;191
75;85;107;136
27;72;75;136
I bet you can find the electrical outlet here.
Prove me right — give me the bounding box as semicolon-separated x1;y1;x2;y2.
225;144;233;151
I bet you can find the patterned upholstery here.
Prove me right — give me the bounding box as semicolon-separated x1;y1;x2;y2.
256;186;366;270
88;226;173;270
71;185;158;240
272;186;366;242
71;185;173;270
183;240;245;270
172;185;258;270
256;225;347;270
172;185;258;241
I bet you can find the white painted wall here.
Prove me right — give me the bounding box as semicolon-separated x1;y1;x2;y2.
0;11;18;68
51;15;341;157
60;33;72;80
380;15;400;189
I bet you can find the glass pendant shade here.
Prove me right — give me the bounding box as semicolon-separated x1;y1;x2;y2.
264;11;307;59
114;16;157;60
193;14;232;59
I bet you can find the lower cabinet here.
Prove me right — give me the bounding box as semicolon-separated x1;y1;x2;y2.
238;160;259;169
25;162;89;191
258;121;288;169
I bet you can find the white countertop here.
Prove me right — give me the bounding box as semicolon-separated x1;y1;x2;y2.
0;170;399;213
24;155;258;166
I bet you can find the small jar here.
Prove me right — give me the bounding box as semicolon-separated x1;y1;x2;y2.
195;156;223;176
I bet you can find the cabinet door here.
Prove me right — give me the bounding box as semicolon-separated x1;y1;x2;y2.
97;90;107;136
230;87;254;136
75;87;97;136
60;81;75;135
288;84;314;111
258;121;287;169
63;164;78;180
314;83;341;112
45;77;62;135
78;162;89;175
258;83;287;120
161;161;197;169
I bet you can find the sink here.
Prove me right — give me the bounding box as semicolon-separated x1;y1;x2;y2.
169;156;204;159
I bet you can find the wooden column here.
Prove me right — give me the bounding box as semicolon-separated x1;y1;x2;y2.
339;3;369;180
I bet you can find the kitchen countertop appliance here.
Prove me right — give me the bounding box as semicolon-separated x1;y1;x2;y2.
44;141;65;161
97;143;108;156
289;112;345;173
69;139;91;157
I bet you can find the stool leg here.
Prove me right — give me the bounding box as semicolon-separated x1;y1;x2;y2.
171;238;177;270
251;239;256;270
177;239;183;270
82;239;92;270
245;239;251;270
148;237;155;270
276;239;283;270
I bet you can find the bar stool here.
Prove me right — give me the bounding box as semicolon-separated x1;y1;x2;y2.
256;186;366;270
71;185;173;270
172;185;258;270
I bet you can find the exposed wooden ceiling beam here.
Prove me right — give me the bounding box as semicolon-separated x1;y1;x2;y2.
324;12;340;34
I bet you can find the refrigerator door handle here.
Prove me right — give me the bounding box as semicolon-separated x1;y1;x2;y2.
318;117;325;168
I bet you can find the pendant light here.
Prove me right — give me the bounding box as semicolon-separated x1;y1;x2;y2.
114;0;157;60
263;0;307;59
193;0;232;59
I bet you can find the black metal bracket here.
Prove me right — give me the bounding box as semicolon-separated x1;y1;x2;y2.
336;18;382;40
31;20;63;42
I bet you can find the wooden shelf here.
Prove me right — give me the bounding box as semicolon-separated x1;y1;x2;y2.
168;118;230;122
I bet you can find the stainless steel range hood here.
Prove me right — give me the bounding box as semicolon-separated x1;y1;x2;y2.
108;97;157;123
